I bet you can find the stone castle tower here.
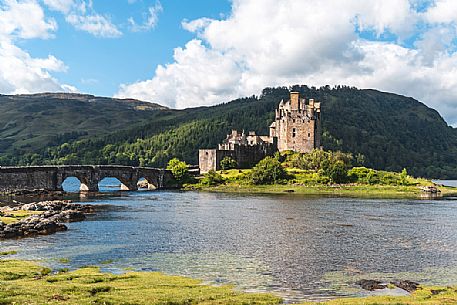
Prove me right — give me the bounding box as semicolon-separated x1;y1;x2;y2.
269;92;321;152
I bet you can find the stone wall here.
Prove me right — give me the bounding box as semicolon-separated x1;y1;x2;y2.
199;141;277;173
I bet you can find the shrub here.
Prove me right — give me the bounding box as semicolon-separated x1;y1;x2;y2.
348;167;379;184
399;168;409;185
220;156;237;170
325;160;348;183
201;170;225;186
348;167;371;181
286;149;353;172
166;158;189;183
250;157;286;185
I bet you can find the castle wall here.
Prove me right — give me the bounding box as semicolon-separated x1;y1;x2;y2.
199;149;219;173
199;142;277;173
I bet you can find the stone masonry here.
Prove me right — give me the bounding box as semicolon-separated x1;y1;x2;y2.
269;91;321;152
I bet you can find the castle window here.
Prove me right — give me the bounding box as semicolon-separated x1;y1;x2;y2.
292;128;296;137
308;133;310;137
293;119;295;123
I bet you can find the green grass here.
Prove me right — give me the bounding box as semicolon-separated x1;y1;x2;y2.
0;251;17;256
0;260;282;305
0;210;42;224
192;169;457;199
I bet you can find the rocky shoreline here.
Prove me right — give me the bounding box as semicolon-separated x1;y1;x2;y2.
0;200;95;239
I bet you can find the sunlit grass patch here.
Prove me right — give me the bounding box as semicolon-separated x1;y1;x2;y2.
0;210;43;224
0;260;282;305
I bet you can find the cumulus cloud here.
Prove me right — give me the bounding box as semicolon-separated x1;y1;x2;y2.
115;0;457;126
423;0;457;24
117;39;242;108
0;0;74;94
0;0;57;39
128;0;162;32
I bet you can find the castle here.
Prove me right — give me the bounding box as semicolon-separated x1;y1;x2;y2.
199;92;321;173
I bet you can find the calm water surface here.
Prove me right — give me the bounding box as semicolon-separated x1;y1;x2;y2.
2;179;457;302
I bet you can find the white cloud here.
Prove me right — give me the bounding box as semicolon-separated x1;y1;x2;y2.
182;17;212;34
0;0;74;94
0;0;57;39
42;0;122;38
42;0;75;14
116;0;457;126
117;39;242;108
66;13;122;38
423;0;457;24
128;0;162;32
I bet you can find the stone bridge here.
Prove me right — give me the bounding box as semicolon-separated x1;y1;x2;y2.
0;165;176;193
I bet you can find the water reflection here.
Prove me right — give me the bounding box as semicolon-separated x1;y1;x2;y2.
2;190;457;302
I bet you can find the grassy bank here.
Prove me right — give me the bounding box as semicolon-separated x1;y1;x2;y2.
0;259;281;305
187;169;457;199
1;259;457;305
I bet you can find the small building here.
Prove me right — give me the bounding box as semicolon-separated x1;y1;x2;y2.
199;92;322;173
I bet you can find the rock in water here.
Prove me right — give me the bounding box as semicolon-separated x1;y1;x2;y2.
356;279;387;291
391;280;420;292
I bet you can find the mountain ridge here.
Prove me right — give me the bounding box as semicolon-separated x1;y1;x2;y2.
0;86;456;178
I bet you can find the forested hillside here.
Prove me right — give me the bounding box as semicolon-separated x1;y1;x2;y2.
1;86;456;178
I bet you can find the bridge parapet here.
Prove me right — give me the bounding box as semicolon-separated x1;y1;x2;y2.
0;166;175;193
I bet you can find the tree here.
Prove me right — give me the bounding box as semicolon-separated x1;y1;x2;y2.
326;160;348;184
166;158;189;183
250;156;286;185
220;156;237;170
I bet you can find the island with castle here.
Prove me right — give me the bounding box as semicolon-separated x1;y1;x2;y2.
199;92;321;173
190;91;454;198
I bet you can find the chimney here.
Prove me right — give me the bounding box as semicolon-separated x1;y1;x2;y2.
290;92;300;110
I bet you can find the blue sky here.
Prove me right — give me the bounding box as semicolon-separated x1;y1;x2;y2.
20;0;231;96
2;0;457;126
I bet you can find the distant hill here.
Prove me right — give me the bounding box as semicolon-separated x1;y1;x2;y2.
0;86;456;179
0;93;167;154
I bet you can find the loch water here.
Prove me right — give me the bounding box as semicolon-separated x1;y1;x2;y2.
2;178;457;302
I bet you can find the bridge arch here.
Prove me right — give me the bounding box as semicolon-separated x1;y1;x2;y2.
61;176;83;193
99;170;138;191
58;172;98;192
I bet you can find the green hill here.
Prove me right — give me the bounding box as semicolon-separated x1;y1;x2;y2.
0;93;167;154
1;86;456;179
